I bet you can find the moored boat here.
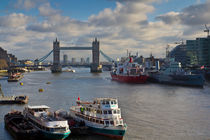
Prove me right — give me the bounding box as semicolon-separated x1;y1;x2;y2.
70;97;127;140
0;95;29;104
0;84;28;104
149;58;205;87
7;72;23;82
4;110;39;140
111;57;148;83
23;105;71;140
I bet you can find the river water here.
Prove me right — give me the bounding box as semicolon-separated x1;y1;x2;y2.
1;68;210;140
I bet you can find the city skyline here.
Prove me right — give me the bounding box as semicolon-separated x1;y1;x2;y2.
0;0;209;60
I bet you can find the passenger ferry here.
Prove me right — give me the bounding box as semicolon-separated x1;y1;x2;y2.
70;97;127;139
23;105;70;140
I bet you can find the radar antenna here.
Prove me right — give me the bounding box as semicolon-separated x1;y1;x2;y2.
204;24;209;37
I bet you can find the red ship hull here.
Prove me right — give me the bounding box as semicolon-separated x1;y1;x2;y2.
111;73;148;83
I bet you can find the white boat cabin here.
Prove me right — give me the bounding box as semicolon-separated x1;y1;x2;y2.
24;105;69;133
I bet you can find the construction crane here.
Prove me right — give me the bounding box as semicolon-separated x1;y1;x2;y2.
204;24;209;37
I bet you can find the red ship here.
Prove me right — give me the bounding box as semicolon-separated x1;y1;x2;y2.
111;57;148;83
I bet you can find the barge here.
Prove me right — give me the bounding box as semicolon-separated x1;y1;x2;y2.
4;110;40;140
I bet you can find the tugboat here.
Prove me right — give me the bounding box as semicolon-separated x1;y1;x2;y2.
111;57;148;83
70;97;127;140
149;58;205;87
0;84;28;104
4;110;39;140
7;72;23;82
23;105;71;140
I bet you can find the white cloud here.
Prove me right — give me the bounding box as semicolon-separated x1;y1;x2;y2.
1;0;209;60
38;3;60;17
0;13;33;28
13;0;48;10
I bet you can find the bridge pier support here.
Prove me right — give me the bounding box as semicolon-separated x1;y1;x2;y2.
91;38;102;73
51;38;62;73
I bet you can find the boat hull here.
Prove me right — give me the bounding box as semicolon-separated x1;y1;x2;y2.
111;73;148;83
89;126;126;140
42;130;70;140
150;74;205;87
0;96;29;104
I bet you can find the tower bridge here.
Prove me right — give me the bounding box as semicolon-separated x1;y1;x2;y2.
51;38;102;73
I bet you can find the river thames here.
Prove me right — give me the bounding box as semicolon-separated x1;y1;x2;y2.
1;68;210;140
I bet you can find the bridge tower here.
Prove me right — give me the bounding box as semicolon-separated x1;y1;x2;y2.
91;38;102;72
51;38;62;73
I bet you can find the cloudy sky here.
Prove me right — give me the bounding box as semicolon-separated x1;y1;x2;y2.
0;0;209;61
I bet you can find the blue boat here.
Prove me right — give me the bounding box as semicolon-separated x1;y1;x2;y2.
70;98;127;139
149;58;205;87
23;105;71;140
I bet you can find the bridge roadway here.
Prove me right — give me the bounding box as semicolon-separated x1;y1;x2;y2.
60;47;92;50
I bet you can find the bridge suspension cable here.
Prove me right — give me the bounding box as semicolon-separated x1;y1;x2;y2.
99;50;115;62
35;50;53;63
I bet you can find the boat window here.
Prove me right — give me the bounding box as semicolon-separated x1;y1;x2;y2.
96;120;99;123
90;118;93;122
54;127;66;132
108;110;112;114
93;119;96;122
106;101;109;104
113;110;117;114
46;127;50;131
105;121;109;125
100;120;104;124
102;101;105;105
103;110;107;114
114;101;117;104
97;110;100;114
111;101;114;104
117;110;120;114
110;121;114;125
